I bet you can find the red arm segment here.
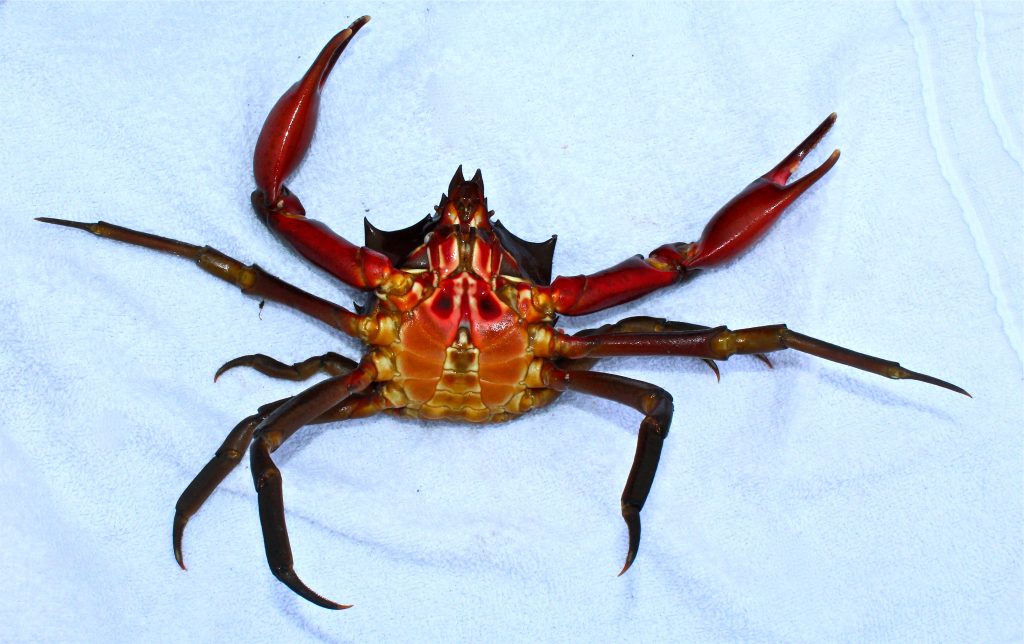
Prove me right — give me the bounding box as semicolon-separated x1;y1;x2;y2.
543;114;840;316
251;16;403;291
250;190;398;290
546;255;684;315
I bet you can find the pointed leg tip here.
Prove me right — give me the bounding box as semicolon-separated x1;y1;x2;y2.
35;217;93;231
307;593;351;611
619;505;640;577
173;514;188;569
173;539;187;570
275;568;349;610
925;376;971;398
617;555;636;577
214;356;249;381
309;594;352;610
900;369;970;397
943;382;972;398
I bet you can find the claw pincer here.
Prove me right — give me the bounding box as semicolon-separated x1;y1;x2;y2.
251;16;397;293
253;16;371;207
684;113;841;269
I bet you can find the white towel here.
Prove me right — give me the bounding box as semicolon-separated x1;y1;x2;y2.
3;3;1020;641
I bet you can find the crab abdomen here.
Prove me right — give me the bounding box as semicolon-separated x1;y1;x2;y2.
382;272;550;422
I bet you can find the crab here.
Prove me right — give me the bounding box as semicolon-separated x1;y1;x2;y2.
39;16;968;610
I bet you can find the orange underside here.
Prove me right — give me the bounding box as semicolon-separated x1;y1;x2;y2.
388;274;537;422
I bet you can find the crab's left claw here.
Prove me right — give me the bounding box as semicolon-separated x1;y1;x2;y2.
253;16;370;207
684;113;841;269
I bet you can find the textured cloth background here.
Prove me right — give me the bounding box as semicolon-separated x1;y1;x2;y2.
2;2;1021;641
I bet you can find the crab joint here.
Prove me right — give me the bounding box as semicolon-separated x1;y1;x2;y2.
356;313;400;346
709;325;787;359
378;270;414;296
530;288;556;317
369;349;397;381
648;242;695;272
527;324;557;357
522;359;569;391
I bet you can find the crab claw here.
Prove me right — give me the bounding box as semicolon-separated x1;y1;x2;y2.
685;113;840;269
253;16;370;206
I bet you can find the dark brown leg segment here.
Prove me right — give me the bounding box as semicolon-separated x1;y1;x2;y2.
561;370;673;576
36;218;364;337
567;315;772;378
174;407;274;569
557;324;968;396
249;365;376;609
215;352;358;382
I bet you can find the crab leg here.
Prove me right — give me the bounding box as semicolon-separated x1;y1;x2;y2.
214;351;358;382
565;315;772;378
551;324;969;396
543;368;672;576
252;16;407;292
174;409;268;570
173;383;383;571
249;364;377;609
35;218;365;337
539;114;840;316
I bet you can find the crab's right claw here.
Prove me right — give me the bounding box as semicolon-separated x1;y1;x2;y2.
685;113;841;269
253;16;371;207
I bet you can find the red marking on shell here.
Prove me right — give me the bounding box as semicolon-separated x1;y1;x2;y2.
430;282;455;318
476;292;501;320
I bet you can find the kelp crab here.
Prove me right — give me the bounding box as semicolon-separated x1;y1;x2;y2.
39;16;968;609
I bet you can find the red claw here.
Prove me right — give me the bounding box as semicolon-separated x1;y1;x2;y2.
249;16;398;291
253;16;371;206
544;114;841;317
684;113;840;269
